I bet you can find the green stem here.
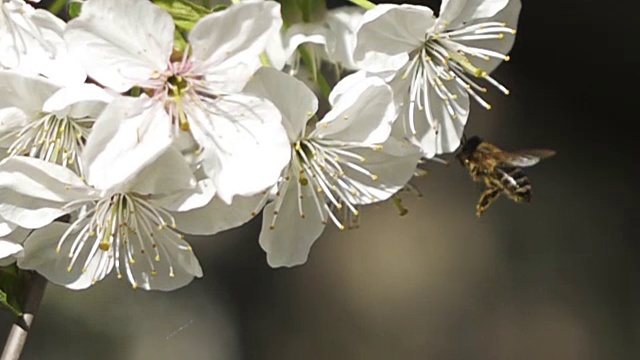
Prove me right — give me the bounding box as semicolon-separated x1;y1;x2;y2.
0;273;47;360
298;46;331;99
347;0;376;9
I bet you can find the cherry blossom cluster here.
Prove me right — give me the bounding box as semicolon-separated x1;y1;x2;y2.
0;0;520;290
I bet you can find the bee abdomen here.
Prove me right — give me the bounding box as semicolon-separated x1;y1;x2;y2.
497;166;532;203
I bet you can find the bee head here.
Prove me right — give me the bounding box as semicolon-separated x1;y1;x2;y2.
456;135;483;166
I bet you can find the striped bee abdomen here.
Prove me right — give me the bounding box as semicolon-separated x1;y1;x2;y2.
495;166;532;203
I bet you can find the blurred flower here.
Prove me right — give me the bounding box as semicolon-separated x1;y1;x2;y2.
65;0;290;203
245;68;420;267
354;0;521;157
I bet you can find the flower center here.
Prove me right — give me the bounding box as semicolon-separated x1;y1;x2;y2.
1;114;90;175
402;21;515;134
266;138;382;231
57;192;192;289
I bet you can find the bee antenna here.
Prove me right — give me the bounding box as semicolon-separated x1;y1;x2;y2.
461;133;468;144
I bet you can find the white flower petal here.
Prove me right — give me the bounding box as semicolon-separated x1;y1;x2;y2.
173;194;264;236
440;0;510;26
64;0;174;92
259;181;325;267
0;219;16;237
82;96;173;191
18;222;108;290
0;156;92;228
0;190;69;229
344;139;421;205
0;70;60;118
313;77;395;144
0;156;91;201
129;238;203;291
324;6;365;69
43;83;112;119
355;4;434;63
0;240;22;260
190;2;282;71
189;94;290;203
244;67;317;140
0;5;86;86
283;22;327;56
130;147;196;196
461;0;521;74
155;178;216;213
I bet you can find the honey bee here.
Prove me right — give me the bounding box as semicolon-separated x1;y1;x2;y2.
456;136;555;217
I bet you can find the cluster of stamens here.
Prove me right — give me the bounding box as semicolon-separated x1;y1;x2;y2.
2;114;90;175
402;21;515;134
267;135;382;231
57;193;192;289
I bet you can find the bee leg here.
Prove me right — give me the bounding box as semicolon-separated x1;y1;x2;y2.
476;187;501;217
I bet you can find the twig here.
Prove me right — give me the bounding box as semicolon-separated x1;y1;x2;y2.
0;273;47;360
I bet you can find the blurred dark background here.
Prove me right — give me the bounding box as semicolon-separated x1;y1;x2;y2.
2;0;639;359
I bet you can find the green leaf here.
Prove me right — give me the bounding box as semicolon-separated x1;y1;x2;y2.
0;265;30;316
68;2;83;18
153;0;212;32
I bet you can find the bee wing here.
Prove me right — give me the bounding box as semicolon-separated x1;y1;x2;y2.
499;149;556;167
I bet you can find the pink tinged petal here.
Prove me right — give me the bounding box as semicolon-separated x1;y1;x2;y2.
43;83;112;119
0;71;60;117
188;94;290;203
314;77;395;144
18;222;111;290
244;67;318;141
64;0;174;92
155;178;216;213
259;181;325;267
355;4;435;62
190;2;282;70
130;147;196;196
82;96;173;191
173;194;265;236
439;0;509;26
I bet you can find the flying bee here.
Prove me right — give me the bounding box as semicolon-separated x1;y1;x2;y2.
456;136;555;217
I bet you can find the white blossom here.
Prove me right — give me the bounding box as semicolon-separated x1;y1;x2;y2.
65;0;290;203
245;68;420;267
0;70;111;175
0;0;85;85
354;0;521;157
0;149;206;291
